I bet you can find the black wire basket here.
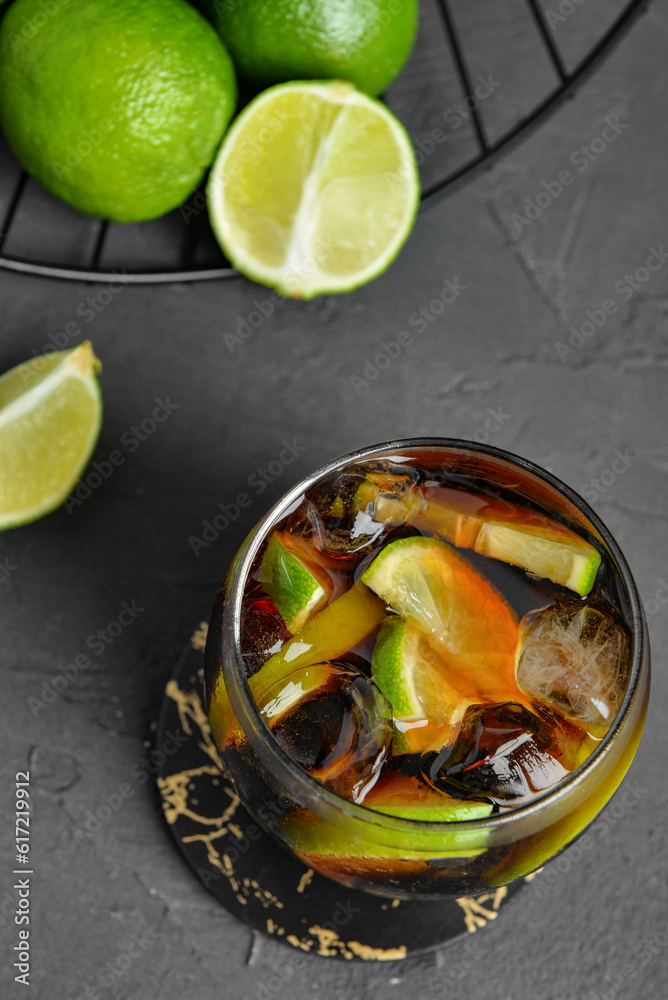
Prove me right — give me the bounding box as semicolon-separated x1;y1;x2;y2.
0;0;649;284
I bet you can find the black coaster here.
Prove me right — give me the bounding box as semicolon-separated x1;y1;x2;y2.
156;623;529;961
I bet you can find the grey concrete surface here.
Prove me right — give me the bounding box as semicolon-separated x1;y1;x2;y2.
1;2;668;999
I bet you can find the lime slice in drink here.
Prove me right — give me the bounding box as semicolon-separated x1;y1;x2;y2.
283;801;491;862
207;80;419;299
372;617;428;721
259;531;330;633
372;803;492;822
371;616;475;752
364;477;601;597
362;536;520;687
249;582;387;703
0;342;102;529
474;520;601;597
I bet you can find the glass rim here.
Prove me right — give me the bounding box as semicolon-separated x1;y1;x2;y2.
220;437;647;835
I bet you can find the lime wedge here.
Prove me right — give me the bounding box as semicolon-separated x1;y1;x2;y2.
371;616;475;753
372;803;492;822
362;536;520;685
372;616;426;721
282;806;491;861
259;531;330;633
254;662;335;724
0;342;102;529
475;521;601;597
207;80;419;299
249;582;387;702
366;478;601;597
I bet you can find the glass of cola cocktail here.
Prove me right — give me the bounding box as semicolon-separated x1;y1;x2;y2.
205;440;649;899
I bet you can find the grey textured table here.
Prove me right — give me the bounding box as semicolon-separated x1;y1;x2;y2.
1;3;668;999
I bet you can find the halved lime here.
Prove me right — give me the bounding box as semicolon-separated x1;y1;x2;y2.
0;342;102;529
207;80;419;299
259;531;330;633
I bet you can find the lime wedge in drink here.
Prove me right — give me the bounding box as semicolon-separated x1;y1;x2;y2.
371;616;475;752
364;476;601;596
372;803;492;822
0;342;102;529
249;582;387;699
474;520;601;597
207;80;419;299
259;531;330;633
362;536;520;685
372;616;428;721
283;801;492;861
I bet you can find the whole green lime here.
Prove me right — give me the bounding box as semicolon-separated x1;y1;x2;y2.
0;0;237;222
197;0;418;97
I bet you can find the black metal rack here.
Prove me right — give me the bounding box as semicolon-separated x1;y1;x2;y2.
0;0;650;284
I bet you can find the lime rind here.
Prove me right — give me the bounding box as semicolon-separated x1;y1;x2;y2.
259;533;328;633
476;521;601;597
283;808;491;859
207;80;420;300
0;342;102;530
371;616;425;721
373;803;493;823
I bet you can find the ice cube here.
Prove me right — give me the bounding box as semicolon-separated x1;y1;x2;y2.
516;603;631;730
240;594;291;675
262;662;393;803
287;469;413;560
420;703;583;804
